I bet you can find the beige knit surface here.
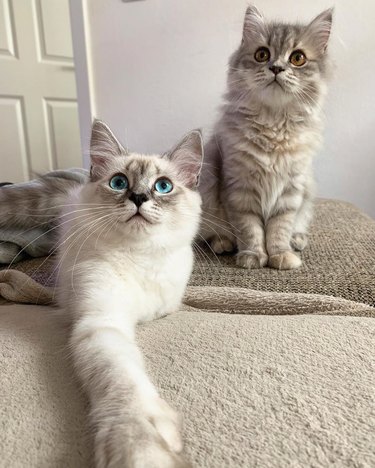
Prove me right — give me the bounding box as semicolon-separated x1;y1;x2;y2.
1;304;374;467
1;199;374;308
190;199;375;306
0;199;374;467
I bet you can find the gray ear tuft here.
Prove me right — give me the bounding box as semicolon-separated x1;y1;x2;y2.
165;129;204;189
243;4;267;42
305;8;333;53
90;119;126;157
90;119;126;180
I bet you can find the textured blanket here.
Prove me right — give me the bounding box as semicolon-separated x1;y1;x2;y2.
0;198;374;467
1;303;374;467
0;199;374;308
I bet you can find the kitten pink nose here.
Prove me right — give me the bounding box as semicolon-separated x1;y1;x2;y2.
269;65;284;75
129;192;148;207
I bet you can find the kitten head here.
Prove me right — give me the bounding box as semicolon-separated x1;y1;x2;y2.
228;6;333;110
86;119;203;246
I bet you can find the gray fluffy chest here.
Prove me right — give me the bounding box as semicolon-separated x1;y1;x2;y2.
220;123;313;217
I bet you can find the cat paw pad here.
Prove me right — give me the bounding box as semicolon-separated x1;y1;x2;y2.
268;251;302;270
290;233;308;251
236;251;268;269
210;236;235;254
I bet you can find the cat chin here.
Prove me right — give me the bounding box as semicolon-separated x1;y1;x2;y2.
122;217;153;235
127;213;151;224
256;84;297;108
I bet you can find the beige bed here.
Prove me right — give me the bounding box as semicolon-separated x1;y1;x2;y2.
1;199;374;467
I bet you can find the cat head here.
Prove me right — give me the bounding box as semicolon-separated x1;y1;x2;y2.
228;6;333;110
86;119;203;246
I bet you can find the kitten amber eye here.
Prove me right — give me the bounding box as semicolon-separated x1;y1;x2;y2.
290;50;307;67
154;178;173;194
254;47;270;63
109;174;128;191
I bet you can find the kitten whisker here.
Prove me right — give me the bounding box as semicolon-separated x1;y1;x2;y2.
4;209;115;270
70;214;117;296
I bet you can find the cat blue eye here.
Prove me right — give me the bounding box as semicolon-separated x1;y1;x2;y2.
109;174;128;191
154;178;173;194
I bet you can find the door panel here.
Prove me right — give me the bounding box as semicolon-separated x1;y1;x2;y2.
0;0;81;183
44;98;81;169
34;0;74;63
0;0;17;58
0;96;29;182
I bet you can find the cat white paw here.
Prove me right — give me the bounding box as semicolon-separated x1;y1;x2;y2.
94;398;189;468
290;233;308;251
146;397;183;453
268;251;302;270
236;250;268;269
210;236;235;254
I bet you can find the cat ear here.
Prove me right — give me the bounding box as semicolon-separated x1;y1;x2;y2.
305;8;333;54
243;5;267;43
90;119;127;180
165;130;204;189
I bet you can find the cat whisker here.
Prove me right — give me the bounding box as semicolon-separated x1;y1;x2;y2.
195;233;222;264
4;208;116;270
15;210;116;303
200;209;241;232
22;202;114;212
70;213;117;296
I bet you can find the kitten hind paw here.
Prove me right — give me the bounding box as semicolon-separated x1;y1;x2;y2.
291;233;308;251
236;250;268;269
210;236;235;254
268;251;302;270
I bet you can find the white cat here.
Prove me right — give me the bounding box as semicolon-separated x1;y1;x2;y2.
57;120;203;468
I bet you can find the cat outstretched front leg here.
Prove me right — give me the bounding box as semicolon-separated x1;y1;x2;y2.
68;278;189;468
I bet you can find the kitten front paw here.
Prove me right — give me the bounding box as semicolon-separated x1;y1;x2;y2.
268;251;302;270
94;397;189;468
146;397;183;454
290;232;308;251
236;250;268;269
210;235;235;254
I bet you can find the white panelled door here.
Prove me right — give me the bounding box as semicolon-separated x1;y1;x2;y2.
0;0;82;183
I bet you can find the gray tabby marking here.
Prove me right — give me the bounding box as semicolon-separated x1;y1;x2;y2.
200;5;333;269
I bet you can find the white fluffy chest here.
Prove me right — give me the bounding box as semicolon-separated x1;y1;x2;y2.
97;245;193;322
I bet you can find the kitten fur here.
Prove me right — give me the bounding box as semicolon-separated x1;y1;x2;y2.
200;6;333;269
0;172;86;230
57;120;203;468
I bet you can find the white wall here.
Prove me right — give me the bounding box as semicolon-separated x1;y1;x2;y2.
80;0;375;217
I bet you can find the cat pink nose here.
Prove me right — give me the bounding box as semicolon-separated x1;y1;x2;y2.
269;65;284;75
129;192;148;207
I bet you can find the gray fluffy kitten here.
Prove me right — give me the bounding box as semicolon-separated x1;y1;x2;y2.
200;5;333;269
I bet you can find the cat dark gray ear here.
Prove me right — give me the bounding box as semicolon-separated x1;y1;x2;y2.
90;119;126;180
243;5;267;43
165;130;204;189
305;8;333;53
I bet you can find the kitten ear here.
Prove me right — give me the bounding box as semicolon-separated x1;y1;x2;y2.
165;130;204;189
243;5;267;43
90;119;126;180
305;8;333;54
